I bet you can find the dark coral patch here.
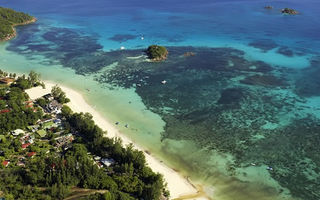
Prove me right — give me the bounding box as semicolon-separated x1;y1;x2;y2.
108;34;138;43
240;74;287;87
277;46;294;57
295;57;320;97
217;88;245;105
248;39;278;52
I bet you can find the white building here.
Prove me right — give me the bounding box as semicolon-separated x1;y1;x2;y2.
12;129;25;136
101;158;115;167
46;100;62;114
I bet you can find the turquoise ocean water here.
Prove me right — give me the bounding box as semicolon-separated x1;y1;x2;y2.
1;0;320;199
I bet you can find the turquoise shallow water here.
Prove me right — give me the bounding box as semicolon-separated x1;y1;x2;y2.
1;0;320;199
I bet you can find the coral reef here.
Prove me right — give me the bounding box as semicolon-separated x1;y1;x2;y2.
108;34;138;42
248;39;278;52
240;74;287;87
6;25;320;200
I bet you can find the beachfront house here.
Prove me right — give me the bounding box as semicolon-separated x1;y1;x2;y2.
0;77;15;85
11;129;25;136
46;100;62;114
43;93;54;101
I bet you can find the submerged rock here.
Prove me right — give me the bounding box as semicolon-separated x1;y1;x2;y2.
281;8;299;15
240;74;287;87
217;88;245;105
277;46;294;57
184;52;196;57
248;39;278;52
264;6;273;9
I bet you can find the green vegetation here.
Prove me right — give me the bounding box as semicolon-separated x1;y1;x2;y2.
0;70;169;199
51;85;70;104
146;45;168;61
0;78;43;133
14;71;43;90
64;112;169;200
0;7;35;41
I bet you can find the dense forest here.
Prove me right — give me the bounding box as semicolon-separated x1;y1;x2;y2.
0;7;35;40
0;70;169;200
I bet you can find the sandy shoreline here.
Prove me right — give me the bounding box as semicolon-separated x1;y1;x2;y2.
26;81;207;200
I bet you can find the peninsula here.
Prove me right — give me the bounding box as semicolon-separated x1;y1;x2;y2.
0;7;36;41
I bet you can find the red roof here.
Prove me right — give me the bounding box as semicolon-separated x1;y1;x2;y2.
2;160;9;167
27;152;36;157
0;109;10;114
21;143;31;149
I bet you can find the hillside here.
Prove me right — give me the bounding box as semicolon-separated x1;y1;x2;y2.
0;7;36;41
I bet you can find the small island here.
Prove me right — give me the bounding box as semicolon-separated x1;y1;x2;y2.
281;8;299;15
146;45;168;61
0;7;37;41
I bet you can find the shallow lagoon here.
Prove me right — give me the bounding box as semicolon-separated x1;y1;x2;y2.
1;0;320;199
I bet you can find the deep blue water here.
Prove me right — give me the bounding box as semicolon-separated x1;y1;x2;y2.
2;0;320;52
1;0;320;200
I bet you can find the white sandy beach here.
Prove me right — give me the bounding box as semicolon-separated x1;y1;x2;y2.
26;81;207;200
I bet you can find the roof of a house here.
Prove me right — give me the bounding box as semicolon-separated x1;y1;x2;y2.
13;129;25;135
0;78;14;84
37;129;46;137
17;162;25;167
21;143;31;149
49;100;62;109
101;158;115;167
43;121;55;128
0;109;10;114
43;93;52;98
27;152;36;157
2;160;9;167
